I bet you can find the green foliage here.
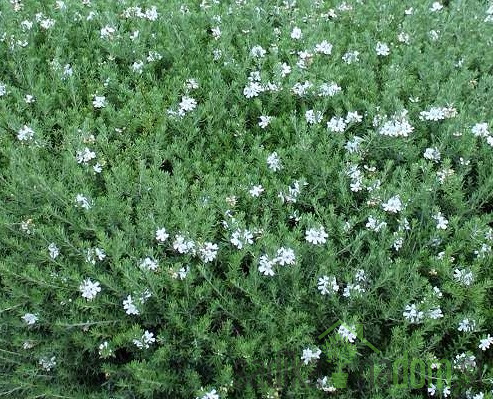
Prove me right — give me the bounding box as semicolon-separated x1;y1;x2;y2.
0;0;493;398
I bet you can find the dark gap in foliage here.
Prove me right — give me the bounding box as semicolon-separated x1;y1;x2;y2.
112;347;134;366
240;253;252;275
159;160;173;175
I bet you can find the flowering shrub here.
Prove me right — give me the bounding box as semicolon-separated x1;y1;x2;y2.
1;0;493;398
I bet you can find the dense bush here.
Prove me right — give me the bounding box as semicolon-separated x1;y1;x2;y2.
1;0;492;398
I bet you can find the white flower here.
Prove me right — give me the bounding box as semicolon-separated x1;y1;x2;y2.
453;268;474;286
267;152;282;171
199;242;219;263
443;386;451;398
173;235;195;254
48;242;60;259
179;96;197;114
338;325;357;342
430;2;443;12
291;27;302;39
0;83;6;97
305;110;323;124
342;50;360;64
86;247;106;264
93;95;106;109
458;318;476;332
17;125;34;141
76;147;96;164
471;122;490;137
250;45;266;58
196;389;220;399
258;255;275;276
376;42;390;56
155;228;169;242
186;78;199;90
98;341;113;357
292;81;313;97
403;303;424;323
133;330;156;349
230;229;254;249
24;94;35;103
100;25;115;39
345;136;364;153
382;195;403;213
327;116;347;133
428;307;443;320
258;115;272;129
305;226;328;245
22;313;38;325
243;82;263;98
211;26;221;39
317;276;339;295
366;216;387;232
301;347;321;364
479;334;493;351
279;62;291;77
276;247;295;265
139;257;158;271
314;40;332;55
131;60;144;74
249;185;264;197
433;212;448;230
39;356;56;371
172;265;190;280
345;111;363;123
423;147;441;162
319;82;341;97
79;278;101;300
123;295;139;315
40;18;55;29
428;384;436;396
398;32;410;44
378;112;414;137
145;6;158;21
62;64;73;78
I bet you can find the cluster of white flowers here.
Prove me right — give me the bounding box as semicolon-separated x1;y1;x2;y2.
79;278;101;300
22;312;38;325
433;212;449;230
338;324;357;342
258;247;296;276
278;180;306;203
377;111;414;137
39;356;56;371
382;195;403;213
122;6;158;21
86;247;106;264
423;147;441;162
458;318;476;332
300;347;322;364
139;257;159;271
133;330;156;349
317;275;339;295
266;152;282;171
453;268;474;286
403;303;424;323
230;229;254;249
92;95;106;109
196;389;220;399
48;242;60;259
419;106;457;121
305;226;328;245
479;334;493;351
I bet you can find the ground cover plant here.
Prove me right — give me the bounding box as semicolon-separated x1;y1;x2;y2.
1;0;493;398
